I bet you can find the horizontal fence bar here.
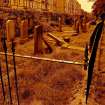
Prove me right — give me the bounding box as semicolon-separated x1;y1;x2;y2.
0;52;84;65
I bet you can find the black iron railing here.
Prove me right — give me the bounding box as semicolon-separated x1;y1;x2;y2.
0;33;20;105
85;20;104;104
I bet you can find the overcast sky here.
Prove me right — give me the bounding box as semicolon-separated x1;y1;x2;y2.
77;0;95;12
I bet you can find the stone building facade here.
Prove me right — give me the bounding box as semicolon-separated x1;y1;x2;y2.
0;0;82;15
65;0;82;16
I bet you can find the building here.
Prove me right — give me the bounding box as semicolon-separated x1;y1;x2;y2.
65;0;82;16
53;0;65;13
0;0;81;15
0;0;9;7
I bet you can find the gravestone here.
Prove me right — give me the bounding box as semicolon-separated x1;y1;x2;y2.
20;19;28;44
75;19;80;34
34;25;43;54
0;29;2;49
58;17;62;32
28;17;34;35
6;19;15;42
82;17;87;33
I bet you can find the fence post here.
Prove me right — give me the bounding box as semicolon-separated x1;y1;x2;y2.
0;59;5;103
11;40;20;105
86;21;104;104
84;43;89;70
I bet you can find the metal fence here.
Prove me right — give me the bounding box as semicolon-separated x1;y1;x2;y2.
0;26;87;105
0;34;20;105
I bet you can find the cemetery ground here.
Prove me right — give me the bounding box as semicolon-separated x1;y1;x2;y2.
0;25;97;105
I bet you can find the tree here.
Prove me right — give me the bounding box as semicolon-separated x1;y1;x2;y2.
92;0;105;16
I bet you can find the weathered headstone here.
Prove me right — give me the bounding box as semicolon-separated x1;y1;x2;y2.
28;17;34;35
34;25;43;54
73;18;77;31
6;19;15;42
58;17;62;32
82;17;87;33
0;29;2;49
20;19;28;44
75;19;80;34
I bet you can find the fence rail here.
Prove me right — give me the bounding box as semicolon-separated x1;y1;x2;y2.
0;52;84;65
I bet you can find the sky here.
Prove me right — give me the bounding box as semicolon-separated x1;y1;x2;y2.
77;0;95;12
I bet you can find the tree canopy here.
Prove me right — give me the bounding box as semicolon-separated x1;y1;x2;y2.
92;0;105;16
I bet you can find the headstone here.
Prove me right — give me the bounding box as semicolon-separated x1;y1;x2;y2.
75;19;80;34
73;18;77;30
6;20;15;42
82;17;87;33
0;29;2;49
15;17;21;37
34;25;43;54
58;17;62;32
28;17;34;35
20;19;28;43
